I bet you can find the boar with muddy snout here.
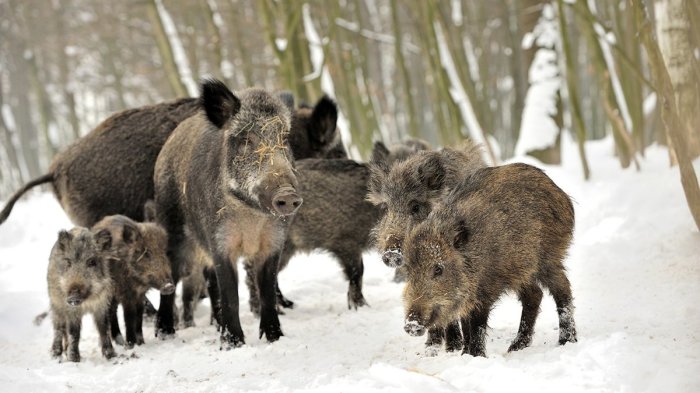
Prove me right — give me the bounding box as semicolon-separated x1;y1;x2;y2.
47;227;115;362
154;79;302;348
92;210;174;348
401;163;578;357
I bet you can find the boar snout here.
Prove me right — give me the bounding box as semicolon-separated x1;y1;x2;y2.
272;186;303;216
382;249;403;267
66;286;88;306
404;319;426;337
160;282;176;295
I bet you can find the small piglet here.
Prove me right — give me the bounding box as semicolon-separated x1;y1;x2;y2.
401;163;578;357
92;210;174;348
47;227;115;362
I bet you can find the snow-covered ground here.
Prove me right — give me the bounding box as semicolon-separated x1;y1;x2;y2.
0;137;698;392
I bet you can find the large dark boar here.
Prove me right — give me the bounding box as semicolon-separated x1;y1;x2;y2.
47;227;115;362
0;94;339;228
92;213;174;348
154;79;302;348
401;163;577;357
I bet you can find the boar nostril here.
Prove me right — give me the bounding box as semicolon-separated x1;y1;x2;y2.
404;320;426;336
272;191;303;216
382;249;403;268
160;283;176;295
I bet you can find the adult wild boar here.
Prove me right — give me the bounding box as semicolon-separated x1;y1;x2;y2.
154;79;302;348
401;163;578;357
0;93;339;228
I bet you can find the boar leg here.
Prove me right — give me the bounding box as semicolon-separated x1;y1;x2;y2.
213;252;245;349
156;227;184;338
253;253;283;342
182;271;203;327
205;266;221;328
508;283;543;352
94;311;116;359
134;298;145;345
461;305;491;357
66;318;82;362
444;320;464;352
331;248;368;310
51;315;65;359
244;261;260;316
274;248;294;309
122;299;140;349
543;270;577;345
108;298;124;346
143;297;157;321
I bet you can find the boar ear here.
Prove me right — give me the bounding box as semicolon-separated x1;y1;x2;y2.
94;229;113;251
57;230;72;252
417;155;445;191
370;141;390;170
309;95;338;145
121;224;143;245
143;200;157;223
453;219;470;249
366;164;387;205
277;91;295;111
200;78;241;129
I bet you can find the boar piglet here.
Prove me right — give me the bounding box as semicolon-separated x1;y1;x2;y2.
155;79;301;348
92;212;174;348
402;163;578;357
47;227;115;362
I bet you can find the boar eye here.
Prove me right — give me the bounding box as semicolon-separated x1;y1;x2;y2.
433;264;444;277
86;258;98;268
143;250;151;260
410;201;421;215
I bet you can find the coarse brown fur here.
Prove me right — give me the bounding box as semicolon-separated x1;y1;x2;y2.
154;80;300;348
0;94;341;228
47;227;115;362
402;163;577;357
91;214;173;348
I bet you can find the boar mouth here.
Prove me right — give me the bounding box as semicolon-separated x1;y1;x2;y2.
66;296;83;307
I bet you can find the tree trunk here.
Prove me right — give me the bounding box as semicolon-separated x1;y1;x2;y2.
632;0;700;231
655;0;700;160
145;0;188;97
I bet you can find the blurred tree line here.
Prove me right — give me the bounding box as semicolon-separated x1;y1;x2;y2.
0;0;698;226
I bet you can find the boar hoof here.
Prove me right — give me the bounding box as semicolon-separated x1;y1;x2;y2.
462;346;486;358
260;325;283;343
347;294;368;310
220;332;245;350
155;328;176;340
183;319;195;328
135;334;145;346
424;345;440;357
124;341;135;350
113;334;125;346
102;346;116;360
508;335;532;352
277;295;294;309
67;352;81;363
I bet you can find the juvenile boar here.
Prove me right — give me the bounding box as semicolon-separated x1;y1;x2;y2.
154;79;301;348
0;93;340;228
92;212;174;348
47;227;115;362
368;143;485;351
401;163;577;357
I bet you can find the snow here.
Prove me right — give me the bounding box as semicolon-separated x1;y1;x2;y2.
1;139;699;392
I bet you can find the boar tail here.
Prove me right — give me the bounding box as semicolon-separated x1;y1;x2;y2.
0;173;53;225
